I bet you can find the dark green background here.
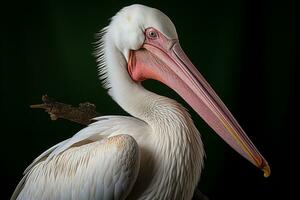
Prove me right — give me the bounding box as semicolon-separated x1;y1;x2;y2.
1;0;297;199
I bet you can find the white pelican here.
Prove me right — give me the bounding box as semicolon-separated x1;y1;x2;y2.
12;4;270;200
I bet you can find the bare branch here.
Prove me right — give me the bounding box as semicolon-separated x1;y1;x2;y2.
30;95;100;125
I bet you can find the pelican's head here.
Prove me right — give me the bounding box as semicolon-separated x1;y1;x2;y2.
96;4;270;177
107;4;178;60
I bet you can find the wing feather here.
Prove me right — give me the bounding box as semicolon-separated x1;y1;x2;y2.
13;135;140;200
12;116;147;200
23;139;70;174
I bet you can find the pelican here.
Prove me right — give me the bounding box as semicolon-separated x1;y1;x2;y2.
12;4;270;200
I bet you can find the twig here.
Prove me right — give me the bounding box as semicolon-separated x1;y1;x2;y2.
30;95;100;125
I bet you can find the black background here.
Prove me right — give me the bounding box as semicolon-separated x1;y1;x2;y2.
1;0;297;199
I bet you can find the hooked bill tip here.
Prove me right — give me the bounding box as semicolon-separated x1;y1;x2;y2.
262;164;271;178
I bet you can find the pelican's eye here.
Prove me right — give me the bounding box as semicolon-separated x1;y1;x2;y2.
146;28;158;39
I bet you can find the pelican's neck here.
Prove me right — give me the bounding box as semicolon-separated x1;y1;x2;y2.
101;35;164;122
101;37;204;199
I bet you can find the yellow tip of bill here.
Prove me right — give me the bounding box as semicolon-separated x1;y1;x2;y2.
262;164;271;178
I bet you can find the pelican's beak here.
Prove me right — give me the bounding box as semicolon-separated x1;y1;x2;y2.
128;31;270;177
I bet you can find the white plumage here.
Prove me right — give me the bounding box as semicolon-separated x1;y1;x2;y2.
12;4;270;200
